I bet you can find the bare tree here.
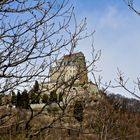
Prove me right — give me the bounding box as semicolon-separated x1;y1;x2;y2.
124;0;140;15
112;69;140;100
0;0;92;94
0;0;100;139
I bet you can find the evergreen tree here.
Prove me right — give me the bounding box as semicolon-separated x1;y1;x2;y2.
58;92;63;102
0;95;3;106
33;80;39;93
16;91;22;107
35;94;40;103
11;90;17;106
30;90;40;104
42;94;48;103
22;89;29;109
73;100;84;122
49;90;57;103
30;80;40;104
30;91;36;104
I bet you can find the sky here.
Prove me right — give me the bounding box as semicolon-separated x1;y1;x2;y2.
69;0;140;98
3;0;140;97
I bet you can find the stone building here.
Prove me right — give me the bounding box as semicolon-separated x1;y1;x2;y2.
49;52;88;85
36;52;99;108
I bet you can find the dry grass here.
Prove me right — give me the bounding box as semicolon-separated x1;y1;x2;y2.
1;97;140;140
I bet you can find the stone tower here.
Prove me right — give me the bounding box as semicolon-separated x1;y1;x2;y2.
50;52;88;84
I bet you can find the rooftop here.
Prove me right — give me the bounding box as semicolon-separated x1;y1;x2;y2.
63;52;84;60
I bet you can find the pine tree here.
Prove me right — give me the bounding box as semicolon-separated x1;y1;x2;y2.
0;95;3;106
49;90;57;103
30;80;40;104
22;89;29;109
30;91;40;104
58;92;63;102
42;94;48;103
16;91;22;107
11;91;17;106
33;80;39;93
73;100;84;122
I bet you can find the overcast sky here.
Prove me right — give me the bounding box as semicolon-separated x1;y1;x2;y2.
70;0;140;98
